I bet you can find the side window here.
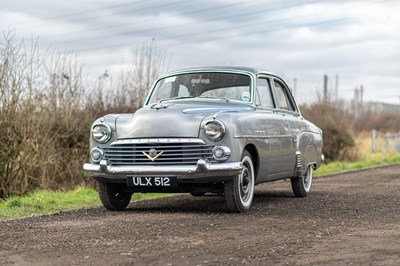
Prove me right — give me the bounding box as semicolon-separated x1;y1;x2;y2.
256;77;274;108
273;80;295;111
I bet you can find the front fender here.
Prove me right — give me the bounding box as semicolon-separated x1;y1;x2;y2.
199;113;246;163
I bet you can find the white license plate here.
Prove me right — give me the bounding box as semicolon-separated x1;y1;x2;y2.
127;176;177;187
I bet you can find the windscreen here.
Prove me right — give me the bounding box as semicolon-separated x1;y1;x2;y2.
147;72;251;104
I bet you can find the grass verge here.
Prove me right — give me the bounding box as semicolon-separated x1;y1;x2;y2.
1;152;400;220
315;151;400;176
0;187;175;220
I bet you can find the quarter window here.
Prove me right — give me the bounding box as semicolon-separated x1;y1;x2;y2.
256;77;274;108
273;80;295;111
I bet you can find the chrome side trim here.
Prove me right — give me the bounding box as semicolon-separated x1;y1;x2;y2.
213;109;244;119
234;135;294;139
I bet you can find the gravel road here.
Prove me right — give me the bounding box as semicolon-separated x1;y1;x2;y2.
1;164;400;266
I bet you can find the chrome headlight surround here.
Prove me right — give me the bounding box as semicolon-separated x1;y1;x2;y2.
204;120;226;141
212;146;231;161
92;123;112;144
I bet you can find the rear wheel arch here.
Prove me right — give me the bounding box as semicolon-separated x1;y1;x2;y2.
305;145;318;167
297;131;321;170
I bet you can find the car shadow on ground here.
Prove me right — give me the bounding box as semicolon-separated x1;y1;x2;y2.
123;189;304;214
126;194;229;214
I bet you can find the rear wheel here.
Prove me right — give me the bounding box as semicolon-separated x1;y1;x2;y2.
291;165;313;197
224;150;255;213
98;182;132;211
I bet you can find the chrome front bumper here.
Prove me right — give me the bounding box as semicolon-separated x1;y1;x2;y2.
83;159;243;182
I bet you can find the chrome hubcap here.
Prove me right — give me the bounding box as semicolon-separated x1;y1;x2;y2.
303;166;313;192
240;168;250;196
238;156;254;206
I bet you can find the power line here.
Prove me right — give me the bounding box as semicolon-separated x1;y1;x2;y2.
14;0;175;28
4;0;396;53
47;0;329;47
37;0;270;41
68;13;353;52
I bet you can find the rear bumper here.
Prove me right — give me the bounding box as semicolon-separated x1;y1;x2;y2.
83;159;243;183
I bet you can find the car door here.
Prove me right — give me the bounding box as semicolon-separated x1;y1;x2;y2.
252;76;275;182
253;76;292;181
270;78;298;175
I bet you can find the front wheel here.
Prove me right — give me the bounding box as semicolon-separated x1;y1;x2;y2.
98;182;132;211
190;192;206;197
291;165;313;197
224;150;255;213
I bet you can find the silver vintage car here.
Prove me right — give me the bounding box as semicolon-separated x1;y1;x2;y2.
83;66;323;213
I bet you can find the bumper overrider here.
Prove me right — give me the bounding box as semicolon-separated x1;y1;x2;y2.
83;159;243;183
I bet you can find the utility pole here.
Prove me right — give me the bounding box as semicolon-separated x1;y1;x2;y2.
354;87;359;117
323;74;328;100
335;74;339;101
360;85;364;104
360;85;364;115
293;78;297;98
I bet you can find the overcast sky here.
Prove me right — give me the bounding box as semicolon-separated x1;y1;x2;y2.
1;0;400;104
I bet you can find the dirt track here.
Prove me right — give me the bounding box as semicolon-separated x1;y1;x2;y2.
1;164;400;265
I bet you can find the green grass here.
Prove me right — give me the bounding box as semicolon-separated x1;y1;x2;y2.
1;152;400;220
0;187;175;220
315;151;400;176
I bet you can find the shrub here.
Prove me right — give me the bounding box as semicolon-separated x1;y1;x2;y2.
353;112;400;132
300;99;358;162
0;33;169;198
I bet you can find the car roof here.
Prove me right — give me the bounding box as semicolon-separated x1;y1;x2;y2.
159;66;276;77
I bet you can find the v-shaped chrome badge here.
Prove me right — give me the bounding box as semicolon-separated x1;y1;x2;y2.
142;148;164;162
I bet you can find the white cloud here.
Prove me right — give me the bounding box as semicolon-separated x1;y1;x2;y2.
1;0;399;105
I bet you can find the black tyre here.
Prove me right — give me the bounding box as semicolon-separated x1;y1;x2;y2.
224;150;255;213
291;165;313;197
190;192;206;197
98;182;132;211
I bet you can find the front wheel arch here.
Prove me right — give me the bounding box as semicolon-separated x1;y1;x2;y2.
244;144;259;182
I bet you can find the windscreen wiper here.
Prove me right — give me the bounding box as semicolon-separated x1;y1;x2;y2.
159;96;195;103
197;96;230;102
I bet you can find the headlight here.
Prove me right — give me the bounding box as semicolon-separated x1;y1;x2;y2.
204;120;225;141
92;123;112;143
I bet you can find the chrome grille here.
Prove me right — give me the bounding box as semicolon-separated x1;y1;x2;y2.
103;140;216;166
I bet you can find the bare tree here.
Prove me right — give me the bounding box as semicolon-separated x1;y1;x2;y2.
127;40;171;108
0;33;172;198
